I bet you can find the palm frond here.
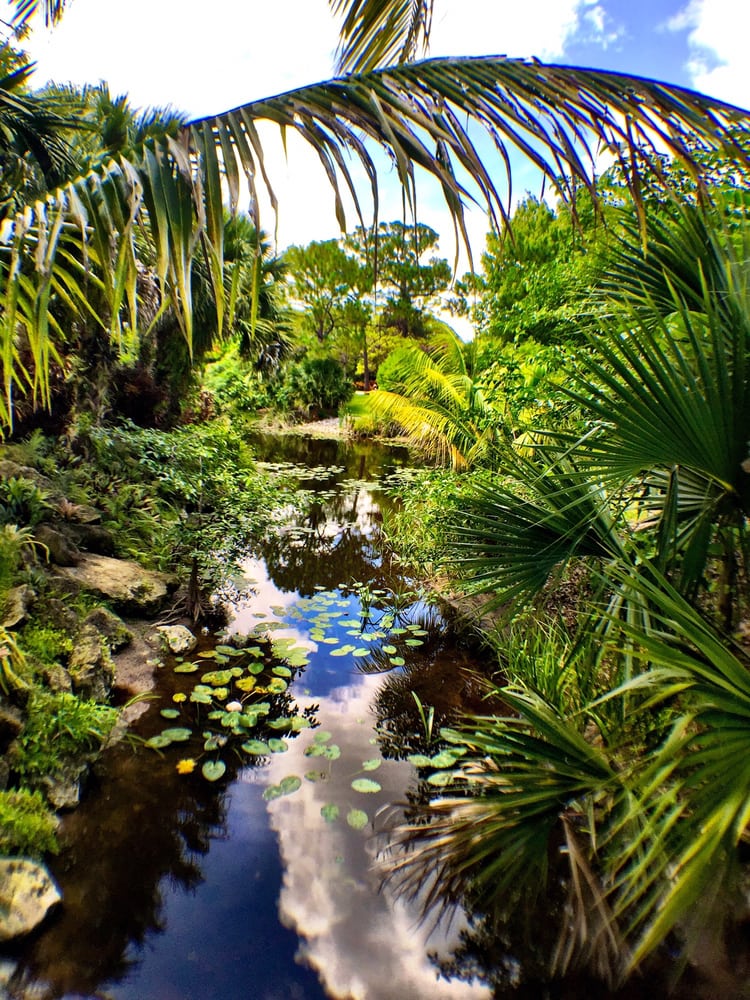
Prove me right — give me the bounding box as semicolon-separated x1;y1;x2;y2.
330;0;434;73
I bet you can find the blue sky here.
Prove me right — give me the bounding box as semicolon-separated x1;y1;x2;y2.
7;0;750;260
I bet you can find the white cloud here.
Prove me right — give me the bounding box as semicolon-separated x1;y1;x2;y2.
669;0;750;108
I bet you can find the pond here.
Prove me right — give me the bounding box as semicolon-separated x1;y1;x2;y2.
0;434;493;1000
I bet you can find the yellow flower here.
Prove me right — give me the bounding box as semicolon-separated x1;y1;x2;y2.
172;693;187;703
176;758;196;774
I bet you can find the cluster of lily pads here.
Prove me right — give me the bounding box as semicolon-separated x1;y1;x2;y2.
274;585;430;668
145;634;314;782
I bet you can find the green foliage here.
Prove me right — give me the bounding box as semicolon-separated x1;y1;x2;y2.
271;357;353;416
19;624;73;666
0;523;36;597
13;690;118;780
202;342;273;421
0;788;58;857
382;467;467;575
0;476;50;527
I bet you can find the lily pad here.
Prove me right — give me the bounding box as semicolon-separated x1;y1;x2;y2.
160;727;192;742
247;661;265;674
430;751;461;768
242;739;270;755
346;808;369;830
236;676;256;692
313;731;332;743
427;770;455;787
382;644;397;655
321;803;339;822
174;663;199;673
268;738;288;753
279;775;302;795
201;669;234;686
267;677;288;693
407;754;432;767
272;665;292;677
145;733;173;749
389;656;405;667
202;760;227;782
361;758;382;771
352;648;370;657
323;744;341;760
160;708;181;719
351;778;381;793
190;689;213;704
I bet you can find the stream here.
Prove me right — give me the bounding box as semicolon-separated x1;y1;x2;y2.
0;434;493;1000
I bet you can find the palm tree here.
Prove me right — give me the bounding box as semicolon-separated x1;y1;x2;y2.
1;0;748;427
369;328;502;468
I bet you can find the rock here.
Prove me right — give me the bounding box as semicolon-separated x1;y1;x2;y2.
43;598;79;634
56;554;178;614
0;859;61;942
33;524;80;567
39;664;72;694
0;699;23;748
41;758;90;810
156;624;197;655
61;502;101;524
67;625;114;702
1;585;34;628
62;521;115;556
84;607;133;652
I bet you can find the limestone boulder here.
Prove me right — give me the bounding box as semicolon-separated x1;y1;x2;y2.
0;859;61;942
1;585;34;629
84;606;133;652
56;554;178;614
155;624;197;655
67;625;114;702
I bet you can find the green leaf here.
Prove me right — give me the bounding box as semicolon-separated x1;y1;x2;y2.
160;727;192;742
346;808;369;830
427;770;455;787
268;738;289;753
321;803;340;822
352;778;381;793
145;733;173;749
361;758;382;771
174;663;199;673
201;669;234;686
279;775;302;795
202;760;227;782
160;708;181;719
241;739;270;755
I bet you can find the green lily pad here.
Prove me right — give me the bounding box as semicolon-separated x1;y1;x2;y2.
202;760;226;782
267;677;288;693
262;784;284;801
352;778;381;793
323;744;341;760
408;754;432;767
405;638;424;647
174;662;199;673
267;717;293;730
201;669;234;686
190;689;213;704
429;751;461;768
272;665;292;677
361;758;382;771
304;743;325;757
352;648;370;657
242;739;270;755
268;738;288;753
197;650;216;658
306;771;326;782
382;644;397;655
313;731;332;743
279;775;302;795
160;708;181;719
160;727;192;742
236;676;256;692
145;733;173;749
321;803;339;822
427;770;455;787
247;661;265;674
389;656;405;667
346;808;369;830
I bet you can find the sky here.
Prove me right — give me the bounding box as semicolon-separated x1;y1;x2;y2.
6;0;750;265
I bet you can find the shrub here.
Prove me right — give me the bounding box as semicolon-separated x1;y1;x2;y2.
0;789;59;857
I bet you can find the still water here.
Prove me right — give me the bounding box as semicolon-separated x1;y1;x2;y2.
1;435;491;1000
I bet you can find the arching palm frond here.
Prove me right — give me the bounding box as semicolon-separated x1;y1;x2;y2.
9;0;68;29
369;330;499;468
3;56;748;426
330;0;434;73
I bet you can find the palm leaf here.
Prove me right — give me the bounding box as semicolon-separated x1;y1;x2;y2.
331;0;434;73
